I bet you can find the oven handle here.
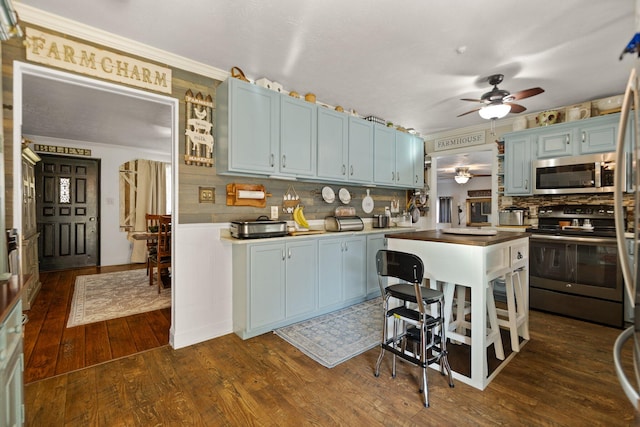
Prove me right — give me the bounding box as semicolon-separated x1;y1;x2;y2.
530;235;617;245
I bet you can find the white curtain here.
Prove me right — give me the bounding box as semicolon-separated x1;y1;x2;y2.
128;159;167;263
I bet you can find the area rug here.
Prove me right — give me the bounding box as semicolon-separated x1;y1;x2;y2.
274;298;382;368
67;269;171;328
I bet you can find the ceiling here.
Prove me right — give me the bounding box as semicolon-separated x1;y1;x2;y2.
15;0;637;174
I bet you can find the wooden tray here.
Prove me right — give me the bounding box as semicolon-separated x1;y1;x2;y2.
288;230;326;236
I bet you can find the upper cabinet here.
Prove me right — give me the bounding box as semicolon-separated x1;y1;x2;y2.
503;133;533;195
535;113;620;159
217;77;421;188
216;78;316;178
346;117;374;184
373;125;423;188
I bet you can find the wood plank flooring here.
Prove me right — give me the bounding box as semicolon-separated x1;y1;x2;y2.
25;306;638;426
23;264;171;384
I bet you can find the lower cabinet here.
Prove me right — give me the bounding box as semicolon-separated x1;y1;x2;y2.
366;233;387;297
1;300;24;427
318;235;366;309
233;233;373;339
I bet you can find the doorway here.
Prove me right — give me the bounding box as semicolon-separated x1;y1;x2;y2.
36;154;100;271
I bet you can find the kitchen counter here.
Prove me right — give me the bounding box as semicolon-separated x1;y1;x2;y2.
388;229;530;247
220;225;418;244
0;275;24;324
386;231;529;391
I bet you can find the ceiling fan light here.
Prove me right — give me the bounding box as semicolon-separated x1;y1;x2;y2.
454;175;470;184
479;103;511;120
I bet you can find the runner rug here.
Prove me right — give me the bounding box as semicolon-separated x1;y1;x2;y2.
67;269;171;328
274;298;382;368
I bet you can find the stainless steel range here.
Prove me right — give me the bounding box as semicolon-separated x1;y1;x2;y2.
526;204;626;328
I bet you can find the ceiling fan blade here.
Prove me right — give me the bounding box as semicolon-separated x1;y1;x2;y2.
460;98;484;103
505;87;544;101
505;102;526;113
457;108;481;117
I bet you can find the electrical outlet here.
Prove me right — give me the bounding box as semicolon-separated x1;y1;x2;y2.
271;206;278;220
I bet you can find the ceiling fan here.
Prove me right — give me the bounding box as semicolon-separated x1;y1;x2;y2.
454;167;491;184
457;74;545;119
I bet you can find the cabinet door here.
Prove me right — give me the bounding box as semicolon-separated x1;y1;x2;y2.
280;96;317;176
395;131;414;187
285;240;317;318
366;234;386;296
373;124;396;185
229;79;279;174
413;136;425;187
504;134;533;195
317;108;349;180
348;118;374;183
342;235;367;301
249;243;285;329
318;238;344;308
576;118;618;154
536;128;573;158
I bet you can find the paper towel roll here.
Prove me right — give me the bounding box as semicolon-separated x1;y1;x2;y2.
237;190;265;199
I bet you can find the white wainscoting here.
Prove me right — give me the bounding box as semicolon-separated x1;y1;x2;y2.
170;222;233;349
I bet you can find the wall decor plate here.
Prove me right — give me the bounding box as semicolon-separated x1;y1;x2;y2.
322;186;335;203
338;188;351;204
362;189;374;213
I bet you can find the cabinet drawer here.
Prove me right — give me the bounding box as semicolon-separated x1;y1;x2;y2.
511;241;528;268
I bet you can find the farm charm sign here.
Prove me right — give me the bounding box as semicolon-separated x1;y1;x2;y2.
24;27;172;94
184;90;214;167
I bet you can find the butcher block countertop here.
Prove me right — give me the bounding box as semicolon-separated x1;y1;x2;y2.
386;229;530;247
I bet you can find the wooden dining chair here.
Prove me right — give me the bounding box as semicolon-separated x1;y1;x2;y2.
145;213;162;275
148;215;171;293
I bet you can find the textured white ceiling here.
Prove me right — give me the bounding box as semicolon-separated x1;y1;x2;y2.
15;0;637;170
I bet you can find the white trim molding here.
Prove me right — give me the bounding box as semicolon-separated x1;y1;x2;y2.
15;3;229;81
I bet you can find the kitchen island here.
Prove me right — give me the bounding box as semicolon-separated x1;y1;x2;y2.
386;229;530;390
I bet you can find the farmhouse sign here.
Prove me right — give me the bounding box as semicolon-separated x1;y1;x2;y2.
24;27;172;94
434;131;485;151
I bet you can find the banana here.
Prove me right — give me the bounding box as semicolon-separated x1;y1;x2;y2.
293;206;309;228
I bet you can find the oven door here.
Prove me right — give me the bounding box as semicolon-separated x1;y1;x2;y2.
530;235;623;302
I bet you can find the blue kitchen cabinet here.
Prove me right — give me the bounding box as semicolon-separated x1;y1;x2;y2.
373;124;396;185
347;117;374;183
366;233;386;297
535;113;621;158
284;240;317;318
216;78;279;175
280;95;317;177
413;135;425;188
318;235;366;309
504;133;533;195
317;108;349;180
249;243;286;330
395;131;414;187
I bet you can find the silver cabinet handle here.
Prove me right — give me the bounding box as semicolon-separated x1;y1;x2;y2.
525;179;529;190
566;134;570;145
581;131;586;143
270;154;275;167
350;165;354;176
282;250;285;260
288;249;292;259
391;171;395;181
282;155;286;168
342;164;346;175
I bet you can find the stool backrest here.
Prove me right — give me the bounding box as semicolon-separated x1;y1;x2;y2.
376;250;424;284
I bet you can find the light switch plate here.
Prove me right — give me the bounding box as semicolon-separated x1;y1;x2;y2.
271;206;278;219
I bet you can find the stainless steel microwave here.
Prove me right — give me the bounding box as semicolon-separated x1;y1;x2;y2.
533;152;621;194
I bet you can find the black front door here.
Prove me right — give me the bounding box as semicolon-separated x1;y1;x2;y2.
36;154;100;271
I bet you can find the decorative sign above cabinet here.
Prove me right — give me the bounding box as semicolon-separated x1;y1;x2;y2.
434;131;485;151
25;27;172;94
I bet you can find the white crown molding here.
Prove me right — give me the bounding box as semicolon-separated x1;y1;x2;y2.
15;3;229;82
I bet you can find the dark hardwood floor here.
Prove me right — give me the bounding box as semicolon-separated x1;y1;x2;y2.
24;301;638;425
23;264;171;384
